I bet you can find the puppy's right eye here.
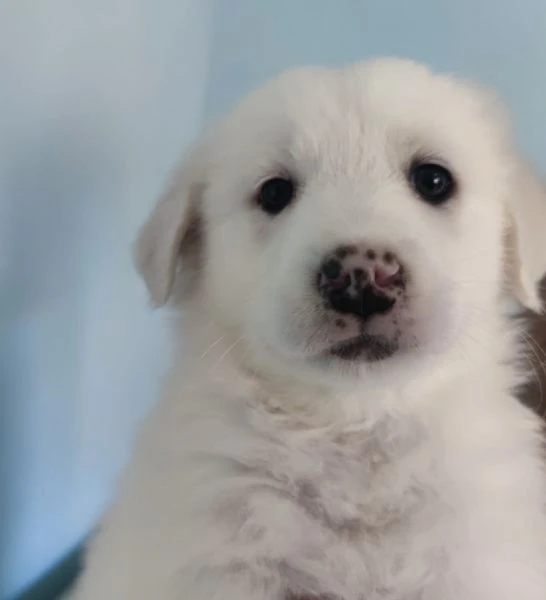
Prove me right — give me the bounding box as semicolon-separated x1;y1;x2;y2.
257;177;295;215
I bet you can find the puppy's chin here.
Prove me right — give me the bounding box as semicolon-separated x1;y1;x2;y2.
245;329;401;390
325;334;399;362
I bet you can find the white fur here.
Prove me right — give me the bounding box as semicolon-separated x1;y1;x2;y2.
74;59;546;600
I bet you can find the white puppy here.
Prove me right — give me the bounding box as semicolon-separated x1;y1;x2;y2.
74;59;546;600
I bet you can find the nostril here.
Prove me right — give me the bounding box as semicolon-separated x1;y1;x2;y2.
321;259;342;280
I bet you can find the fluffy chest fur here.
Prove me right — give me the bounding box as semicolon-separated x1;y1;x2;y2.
201;401;446;599
102;376;455;600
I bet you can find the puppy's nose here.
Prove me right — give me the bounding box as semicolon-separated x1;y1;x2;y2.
317;244;404;320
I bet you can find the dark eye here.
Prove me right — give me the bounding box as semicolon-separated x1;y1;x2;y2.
257;177;296;215
410;162;455;205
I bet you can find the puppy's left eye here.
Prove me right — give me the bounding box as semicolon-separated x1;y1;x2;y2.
257;177;296;215
410;163;455;206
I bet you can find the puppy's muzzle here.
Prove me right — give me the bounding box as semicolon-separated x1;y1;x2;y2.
317;243;406;321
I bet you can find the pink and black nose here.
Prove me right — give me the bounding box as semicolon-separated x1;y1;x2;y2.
317;244;405;320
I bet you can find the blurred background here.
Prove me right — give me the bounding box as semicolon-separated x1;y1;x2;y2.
1;1;546;598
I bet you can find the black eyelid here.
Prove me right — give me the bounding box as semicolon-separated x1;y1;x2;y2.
407;155;450;174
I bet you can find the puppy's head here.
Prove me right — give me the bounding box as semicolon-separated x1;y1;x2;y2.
136;59;546;383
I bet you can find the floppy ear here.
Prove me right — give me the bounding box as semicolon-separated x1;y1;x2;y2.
504;160;546;313
134;142;208;306
459;81;546;312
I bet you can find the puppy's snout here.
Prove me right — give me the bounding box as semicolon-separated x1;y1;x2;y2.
317;244;405;320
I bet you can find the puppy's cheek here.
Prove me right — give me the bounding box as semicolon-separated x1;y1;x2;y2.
245;290;288;356
247;286;316;362
259;303;308;356
412;297;464;355
205;251;264;327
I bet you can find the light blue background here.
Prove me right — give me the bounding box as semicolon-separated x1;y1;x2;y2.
1;1;545;597
1;1;212;597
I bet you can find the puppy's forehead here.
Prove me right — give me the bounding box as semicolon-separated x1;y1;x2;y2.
220;59;501;178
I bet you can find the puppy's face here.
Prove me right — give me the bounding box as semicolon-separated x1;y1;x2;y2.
137;59;546;384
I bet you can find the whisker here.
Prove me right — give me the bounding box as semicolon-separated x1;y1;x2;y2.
199;335;226;360
210;336;245;374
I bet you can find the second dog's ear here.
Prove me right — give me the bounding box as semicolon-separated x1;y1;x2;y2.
134;142;208;306
504;160;546;313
